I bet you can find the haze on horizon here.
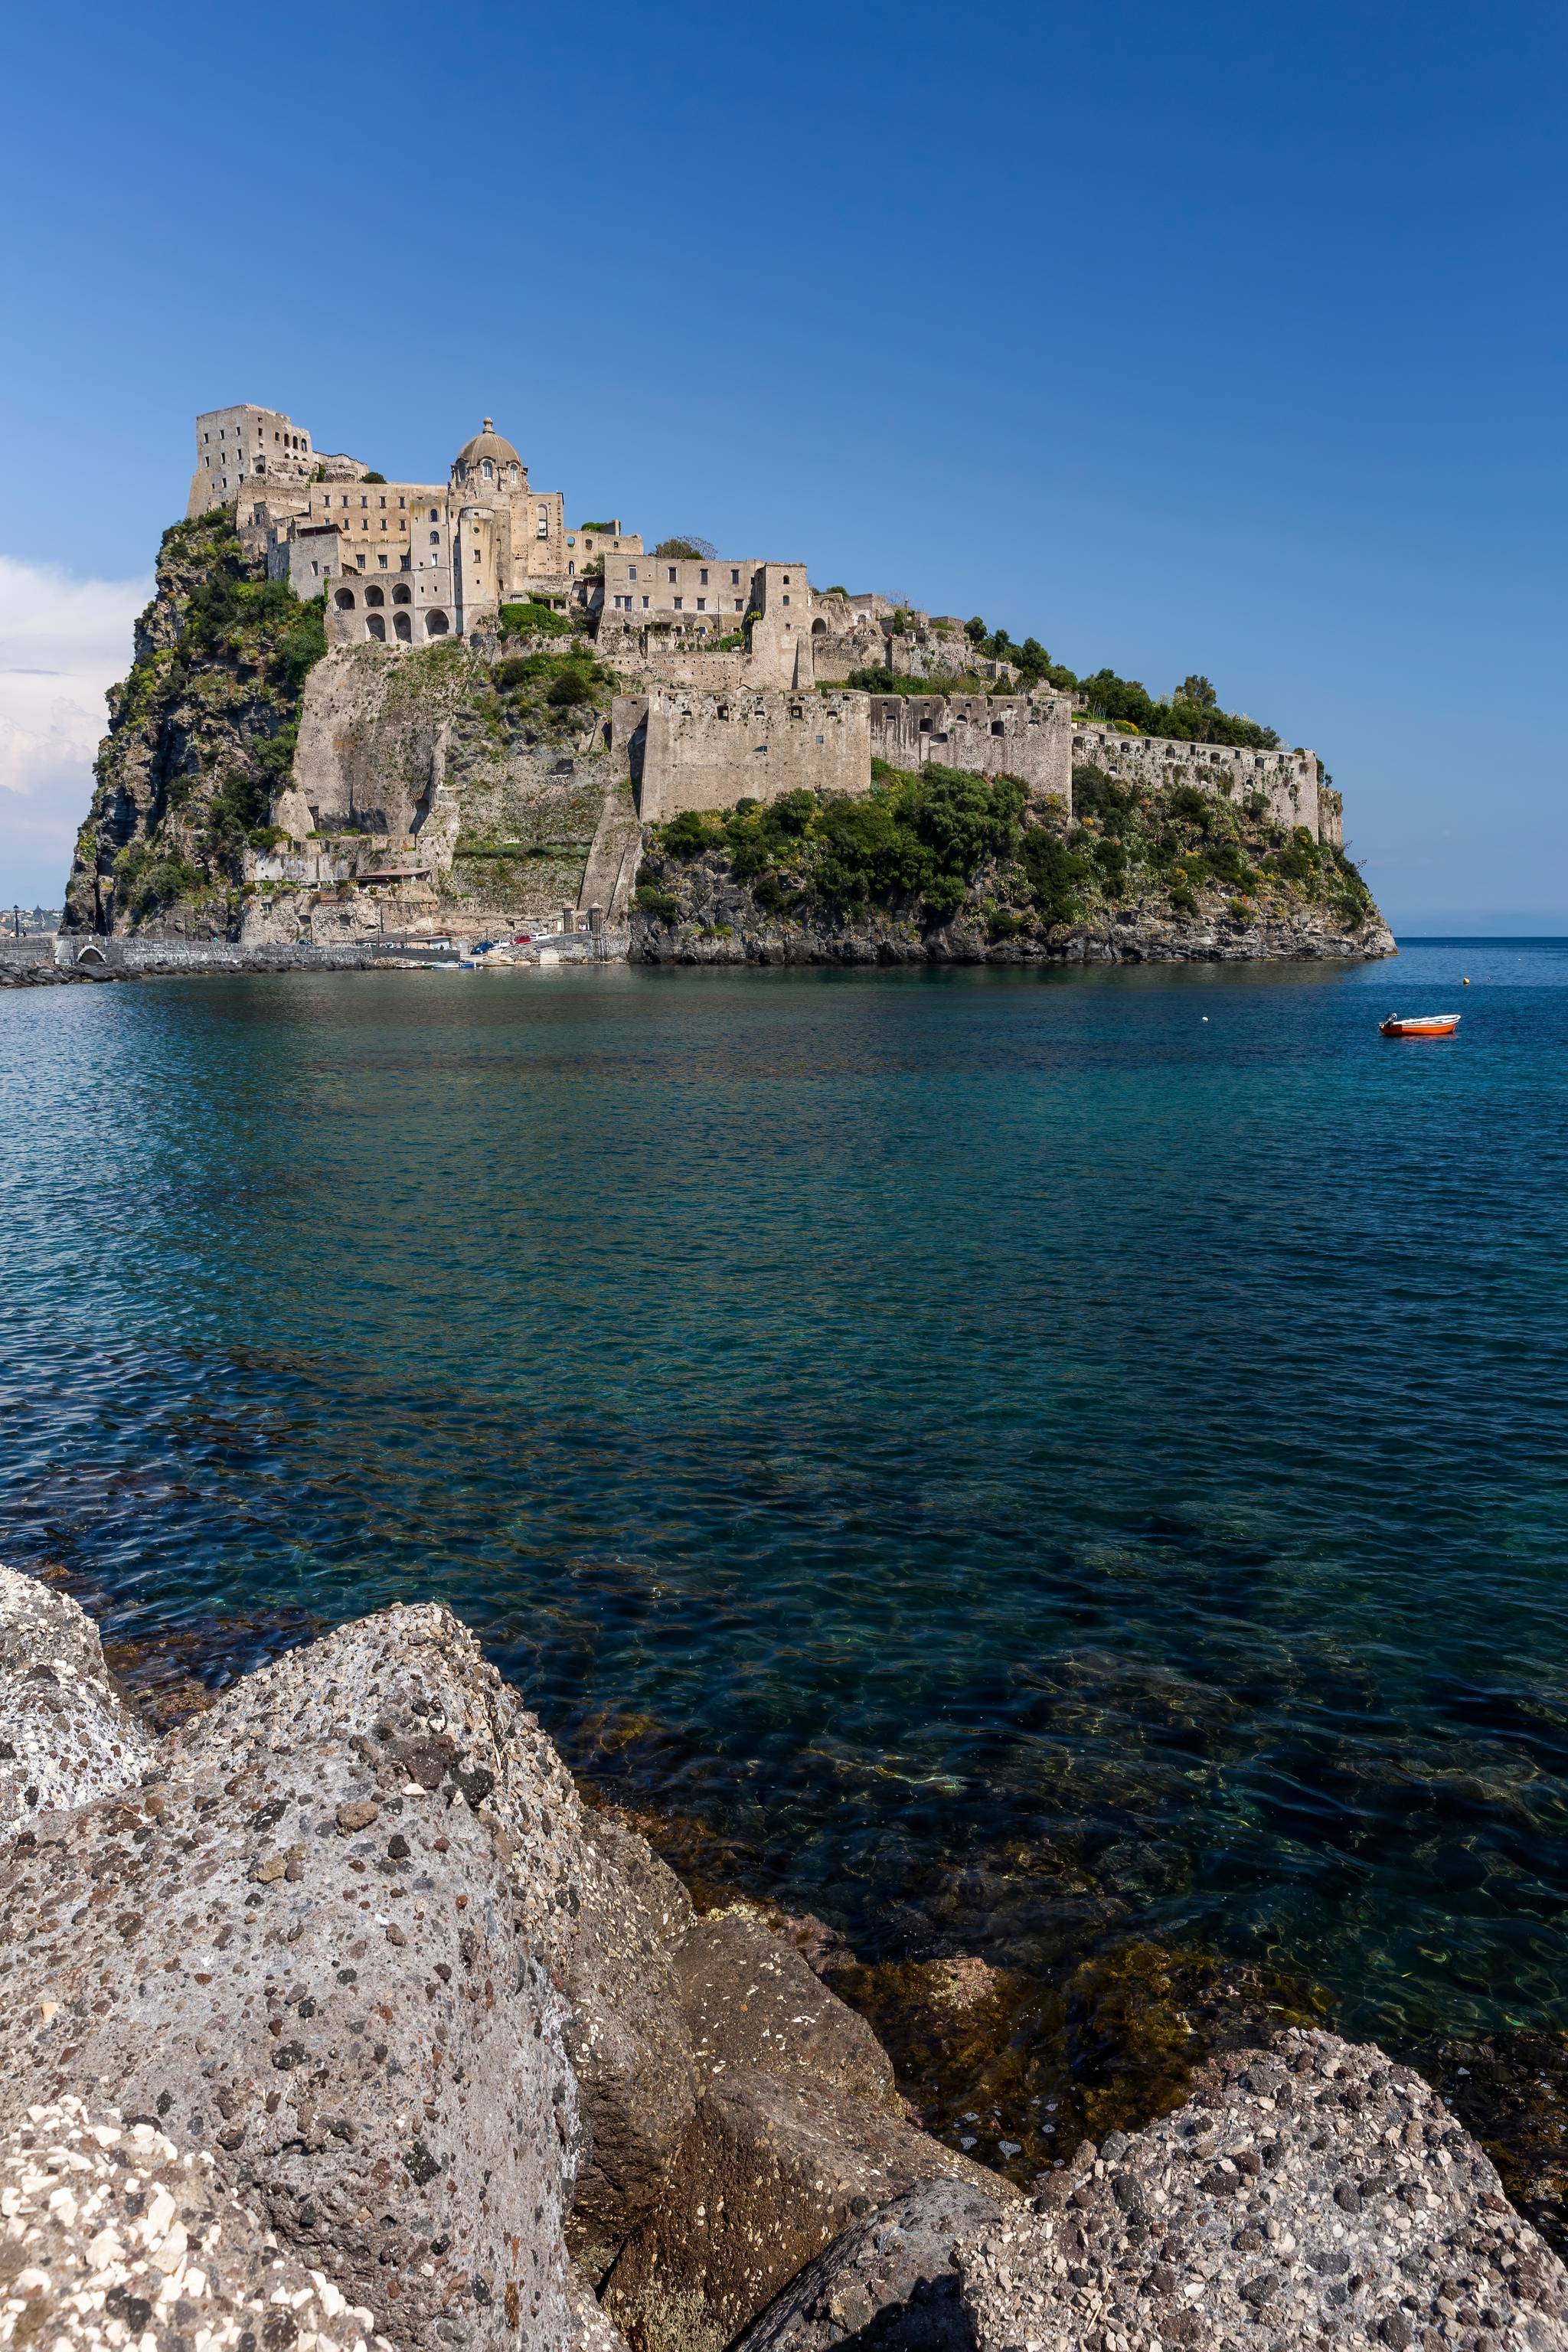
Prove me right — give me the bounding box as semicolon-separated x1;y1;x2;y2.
0;0;1562;929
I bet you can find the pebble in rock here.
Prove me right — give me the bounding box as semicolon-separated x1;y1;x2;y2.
0;1566;154;1832
171;1604;699;2260
733;2178;1005;2352
956;2027;1568;2352
0;1635;576;2352
0;2098;387;2352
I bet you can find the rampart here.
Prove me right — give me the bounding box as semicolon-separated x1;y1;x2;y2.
1070;724;1324;839
624;689;872;822
870;693;1072;806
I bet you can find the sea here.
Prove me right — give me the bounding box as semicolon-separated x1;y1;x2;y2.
4;939;1566;2069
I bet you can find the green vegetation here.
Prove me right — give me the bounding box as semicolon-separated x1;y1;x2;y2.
498;598;574;639
639;756;1375;939
361;471;387;485
840;667;991;697
959;617;1282;749
492;645;612;719
578;521;618;534
652;536;715;561
112;841;205;921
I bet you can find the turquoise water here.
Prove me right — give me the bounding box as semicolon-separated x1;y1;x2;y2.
4;943;1567;2047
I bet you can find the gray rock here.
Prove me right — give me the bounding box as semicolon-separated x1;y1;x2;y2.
0;1622;575;2352
171;1604;697;2256
601;2058;1012;2352
0;1565;155;1832
734;2179;1004;2352
955;2027;1568;2350
0;2097;389;2352
678;1904;898;2110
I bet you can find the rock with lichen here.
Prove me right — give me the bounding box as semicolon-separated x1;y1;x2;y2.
0;1616;576;2352
0;1566;155;1833
169;1603;698;2263
954;2027;1568;2350
0;2098;388;2352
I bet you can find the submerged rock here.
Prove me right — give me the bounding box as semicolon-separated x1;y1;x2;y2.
955;2027;1568;2350
0;2098;387;2352
0;1565;155;1831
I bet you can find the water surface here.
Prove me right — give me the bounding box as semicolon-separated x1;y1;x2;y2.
4;942;1566;2050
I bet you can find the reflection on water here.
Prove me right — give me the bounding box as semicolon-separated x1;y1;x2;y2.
3;944;1567;2076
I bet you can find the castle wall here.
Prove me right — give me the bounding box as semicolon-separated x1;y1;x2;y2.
870;693;1073;807
634;689;871;822
1070;725;1322;838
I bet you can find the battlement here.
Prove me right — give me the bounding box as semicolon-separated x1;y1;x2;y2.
1070;725;1321;838
622;689;871;822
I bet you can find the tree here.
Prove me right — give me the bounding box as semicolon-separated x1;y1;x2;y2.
1178;674;1217;709
653;536;717;561
965;616;989;646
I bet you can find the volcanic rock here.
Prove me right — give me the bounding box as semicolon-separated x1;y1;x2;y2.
0;1565;155;1831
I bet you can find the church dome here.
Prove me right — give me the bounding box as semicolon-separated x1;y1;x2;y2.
452;418;523;480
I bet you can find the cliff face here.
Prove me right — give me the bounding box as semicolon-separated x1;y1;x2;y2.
62;514;326;936
629;763;1393;966
64;518;639;943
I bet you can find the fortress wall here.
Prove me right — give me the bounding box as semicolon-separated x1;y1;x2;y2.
1071;726;1323;839
638;689;871;822
870;694;1073;807
1319;786;1344;849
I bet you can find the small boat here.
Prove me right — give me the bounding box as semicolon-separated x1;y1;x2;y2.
1379;1013;1461;1038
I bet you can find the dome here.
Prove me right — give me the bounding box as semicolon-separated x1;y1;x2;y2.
452;417;523;479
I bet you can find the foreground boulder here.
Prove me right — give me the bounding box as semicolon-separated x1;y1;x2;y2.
733;2178;1004;2352
169;1605;699;2260
0;2098;388;2352
0;1566;154;1830
601;1905;1012;2352
956;2027;1568;2350
0;1617;576;2352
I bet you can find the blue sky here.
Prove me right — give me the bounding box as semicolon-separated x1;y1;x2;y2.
1;0;1562;925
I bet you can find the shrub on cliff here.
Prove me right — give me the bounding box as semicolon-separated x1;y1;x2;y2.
499;599;573;639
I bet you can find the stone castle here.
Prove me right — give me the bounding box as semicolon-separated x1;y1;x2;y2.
150;404;1354;945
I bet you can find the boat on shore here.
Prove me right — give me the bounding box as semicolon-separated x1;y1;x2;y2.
1380;1013;1461;1038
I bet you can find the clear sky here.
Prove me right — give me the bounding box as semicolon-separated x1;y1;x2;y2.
1;0;1563;926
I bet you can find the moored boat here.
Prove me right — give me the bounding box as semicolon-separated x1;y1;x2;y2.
1379;1013;1461;1038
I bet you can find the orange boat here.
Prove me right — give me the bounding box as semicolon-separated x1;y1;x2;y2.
1379;1013;1461;1038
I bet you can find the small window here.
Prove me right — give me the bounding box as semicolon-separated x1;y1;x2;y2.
731;569;740;584
430;531;439;544
430;507;438;521
696;598;706;611
674;596;683;610
379;554;388;568
700;568;708;585
782;594;790;606
642;596;649;609
379;495;386;507
668;567;677;583
361;495;368;507
482;459;494;480
782;573;791;584
629;565;637;581
734;599;743;612
399;496;406;508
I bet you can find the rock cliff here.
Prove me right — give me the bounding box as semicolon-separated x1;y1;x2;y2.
630;762;1393;966
2;1564;1563;2352
61;521;638;946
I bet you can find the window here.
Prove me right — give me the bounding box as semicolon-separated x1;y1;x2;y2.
783;574;791;584
378;554;388;568
700;568;708;585
782;594;790;606
430;531;439;544
399;496;406;508
629;565;637;580
361;495;368;508
379;495;386;507
730;569;740;584
311;560;320;577
674;596;683;610
642;596;649;609
568;560;575;576
667;567;677;583
696;598;706;611
734;599;743;612
430;508;438;521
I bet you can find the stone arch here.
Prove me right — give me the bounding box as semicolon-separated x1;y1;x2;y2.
366;613;387;642
365;585;385;607
391;583;411;604
335;586;356;610
75;944;107;965
394;612;413;642
426;609;449;637
811;618;828;635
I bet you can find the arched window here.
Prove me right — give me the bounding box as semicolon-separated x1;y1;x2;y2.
335;587;356;610
394;612;413;642
365;585;385;607
481;459;494;481
812;618;827;635
391;583;411;605
508;466;520;487
426;609;449;637
429;531;439;545
366;613;387;642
